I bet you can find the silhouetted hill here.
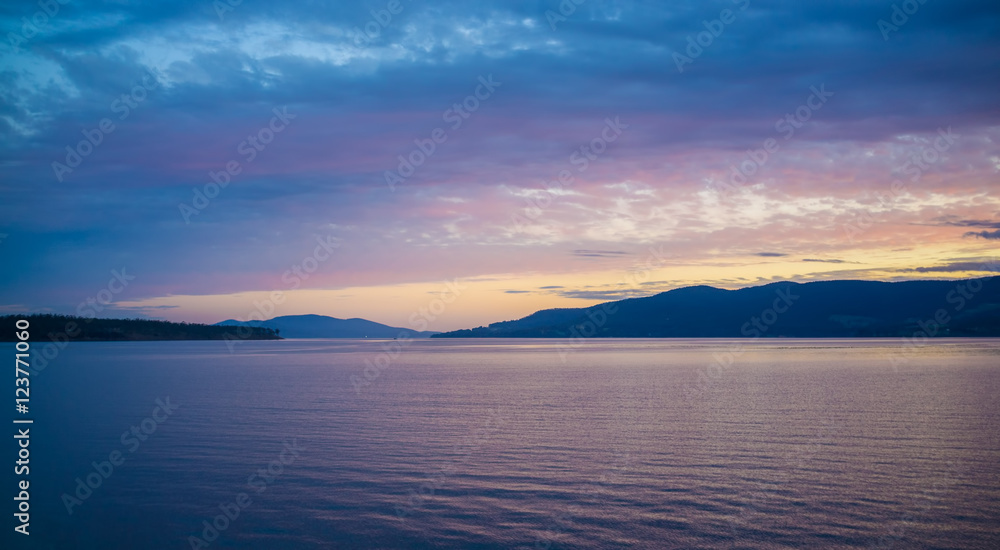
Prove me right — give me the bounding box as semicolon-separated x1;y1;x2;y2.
215;314;438;338
1;314;281;341
433;277;1000;338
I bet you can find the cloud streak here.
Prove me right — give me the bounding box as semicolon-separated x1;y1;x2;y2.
964;230;1000;240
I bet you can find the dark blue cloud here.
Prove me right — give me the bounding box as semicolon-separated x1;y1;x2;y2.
965;230;1000;240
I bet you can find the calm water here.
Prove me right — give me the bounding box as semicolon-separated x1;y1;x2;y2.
5;339;1000;549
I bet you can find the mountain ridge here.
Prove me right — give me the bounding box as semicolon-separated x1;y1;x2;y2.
215;314;438;339
432;277;1000;338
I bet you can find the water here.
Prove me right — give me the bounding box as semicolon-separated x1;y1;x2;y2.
5;338;1000;549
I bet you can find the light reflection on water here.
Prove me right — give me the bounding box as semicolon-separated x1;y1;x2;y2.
7;338;999;549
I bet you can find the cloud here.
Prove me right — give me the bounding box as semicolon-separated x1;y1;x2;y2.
571;250;630;258
538;285;563;289
925;216;1000;229
755;252;788;257
964;230;1000;240
802;258;847;263
898;261;999;273
555;289;648;301
503;290;530;294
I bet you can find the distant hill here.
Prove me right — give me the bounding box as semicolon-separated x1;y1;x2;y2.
215;314;438;339
0;314;281;341
433;277;1000;338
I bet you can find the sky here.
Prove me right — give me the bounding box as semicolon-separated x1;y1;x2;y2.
1;0;998;332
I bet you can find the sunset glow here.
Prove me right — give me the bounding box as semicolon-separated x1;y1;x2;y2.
2;1;997;331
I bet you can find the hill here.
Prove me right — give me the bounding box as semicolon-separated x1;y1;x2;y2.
215;314;438;338
0;314;281;341
432;277;1000;338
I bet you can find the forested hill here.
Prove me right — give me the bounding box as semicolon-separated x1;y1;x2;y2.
1;314;281;342
433;277;1000;338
